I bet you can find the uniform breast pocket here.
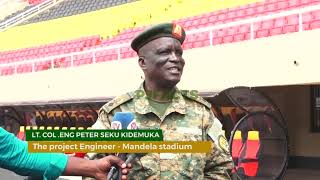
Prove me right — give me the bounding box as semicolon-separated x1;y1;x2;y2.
160;153;207;179
160;127;207;179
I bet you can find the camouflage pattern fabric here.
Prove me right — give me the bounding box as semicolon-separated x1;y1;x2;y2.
86;84;234;180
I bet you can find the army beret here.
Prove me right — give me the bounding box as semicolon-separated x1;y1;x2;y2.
131;22;186;52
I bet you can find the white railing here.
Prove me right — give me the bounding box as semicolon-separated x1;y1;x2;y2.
0;0;63;31
1;4;320;74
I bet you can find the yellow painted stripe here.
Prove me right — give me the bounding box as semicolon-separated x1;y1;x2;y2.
0;0;261;50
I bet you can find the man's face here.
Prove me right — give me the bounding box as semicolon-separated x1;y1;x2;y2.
138;37;185;88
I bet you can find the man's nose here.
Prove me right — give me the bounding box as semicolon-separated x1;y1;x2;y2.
169;52;179;62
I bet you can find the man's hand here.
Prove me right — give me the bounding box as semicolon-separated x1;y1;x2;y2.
93;155;131;180
63;155;131;180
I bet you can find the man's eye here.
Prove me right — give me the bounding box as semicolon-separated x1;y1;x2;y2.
176;51;183;56
159;50;170;54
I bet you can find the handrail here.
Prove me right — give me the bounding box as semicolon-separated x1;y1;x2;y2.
0;0;63;31
0;3;319;73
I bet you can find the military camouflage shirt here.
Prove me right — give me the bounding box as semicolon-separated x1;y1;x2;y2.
90;84;234;180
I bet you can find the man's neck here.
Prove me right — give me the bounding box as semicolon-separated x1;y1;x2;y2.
143;81;176;102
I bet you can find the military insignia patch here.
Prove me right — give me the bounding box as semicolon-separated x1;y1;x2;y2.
218;134;229;153
172;24;182;38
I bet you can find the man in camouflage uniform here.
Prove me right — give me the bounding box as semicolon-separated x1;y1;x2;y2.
89;23;234;179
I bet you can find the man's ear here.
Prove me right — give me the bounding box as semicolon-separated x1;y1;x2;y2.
138;56;146;69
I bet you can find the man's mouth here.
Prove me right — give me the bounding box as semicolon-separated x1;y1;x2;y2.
168;67;181;74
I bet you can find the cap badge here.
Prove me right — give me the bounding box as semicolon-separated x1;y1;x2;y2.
172;24;182;38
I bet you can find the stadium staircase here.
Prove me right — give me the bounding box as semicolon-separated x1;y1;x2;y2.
0;0;65;31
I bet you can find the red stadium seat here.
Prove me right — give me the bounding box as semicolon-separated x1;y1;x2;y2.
234;33;250;42
223;35;234;44
232;131;243;161
2;0;320;76
310;20;320;29
270;27;283;35
17;126;26;140
73;53;93;66
239;162;259;177
274;17;286;28
261;19;274;29
17;64;33;74
182;42;193;50
255;29;269;38
283;25;298;33
239;131;260;177
192;40;209;48
238;24;250;34
35;61;51;71
96;49;118;62
288;0;300;8
287;14;299;25
265;3;278;13
244;131;260;159
120;47;136;59
303;10;320;30
213;37;223;45
1;66;15;76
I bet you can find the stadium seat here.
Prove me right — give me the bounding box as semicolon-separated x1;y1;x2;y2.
255;26;270;38
96;49;118;62
212;37;223;45
0;66;15;76
54;57;71;68
17;64;33;74
270;27;283;36
17;126;26;141
28;0;46;5
303;10;320;30
35;61;51;71
239;131;260;177
190;31;210;48
181;42;193;50
274;17;286;28
283;25;298;33
240;161;259;177
2;0;320;76
310;20;320;29
223;35;234;44
232;131;243;162
289;0;302;8
120;47;137;59
73;53;93;66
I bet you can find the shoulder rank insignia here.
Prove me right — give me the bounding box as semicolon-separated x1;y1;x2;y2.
100;93;133;114
181;90;211;109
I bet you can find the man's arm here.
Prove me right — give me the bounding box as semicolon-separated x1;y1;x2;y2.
203;111;234;180
0;127;68;179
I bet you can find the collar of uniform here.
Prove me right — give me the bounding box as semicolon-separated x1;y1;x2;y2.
133;83;186;116
162;89;186;117
133;84;153;114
